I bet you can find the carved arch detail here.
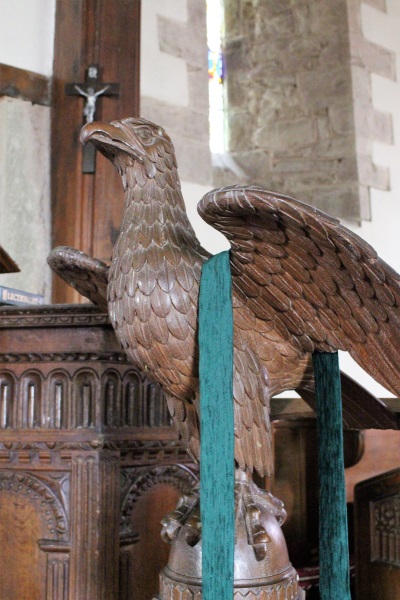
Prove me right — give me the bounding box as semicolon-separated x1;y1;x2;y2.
0;471;68;539
0;370;16;428
120;465;198;532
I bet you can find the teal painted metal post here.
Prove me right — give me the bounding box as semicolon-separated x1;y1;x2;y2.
199;251;235;600
313;351;351;600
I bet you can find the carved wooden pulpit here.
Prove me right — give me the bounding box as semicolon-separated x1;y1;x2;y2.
0;304;197;600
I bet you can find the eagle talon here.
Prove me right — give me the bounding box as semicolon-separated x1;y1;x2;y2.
160;490;200;544
236;470;286;561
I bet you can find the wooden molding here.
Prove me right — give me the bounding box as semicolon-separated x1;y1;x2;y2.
0;63;51;106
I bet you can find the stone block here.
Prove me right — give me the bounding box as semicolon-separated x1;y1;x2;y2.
233;149;272;181
346;0;363;34
187;64;209;112
319;31;351;66
350;65;371;108
251;0;293;18
0;98;51;299
357;155;390;190
353;103;393;145
256;77;303;122
370;110;393;145
157;16;187;60
225;38;252;72
350;35;395;80
310;135;356;159
363;0;387;11
255;118;317;151
359;184;372;221
226;72;249;109
309;183;361;223
228;111;256;152
212;154;251;189
141;96;210;145
158;14;205;70
298;66;353;110
228;150;271;183
329;104;355;135
249;38;288;69
281;170;340;192
292;3;311;36
173;135;212;186
255;7;295;39
239;0;258;39
223;0;241;40
307;0;349;36
271;156;357;183
317;114;332;140
281;37;326;73
187;0;208;64
140;96;212;186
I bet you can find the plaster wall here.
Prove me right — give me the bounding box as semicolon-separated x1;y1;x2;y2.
0;0;55;76
0;97;51;298
0;0;55;300
140;0;223;251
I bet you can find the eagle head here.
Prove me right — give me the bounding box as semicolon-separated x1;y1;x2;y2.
80;117;177;184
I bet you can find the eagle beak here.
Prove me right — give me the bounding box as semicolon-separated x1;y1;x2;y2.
80;121;146;164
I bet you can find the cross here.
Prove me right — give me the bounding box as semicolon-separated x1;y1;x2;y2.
65;65;120;173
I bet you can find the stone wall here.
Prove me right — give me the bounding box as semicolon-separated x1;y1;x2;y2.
347;0;394;220
140;0;227;253
140;0;212;187
219;0;393;223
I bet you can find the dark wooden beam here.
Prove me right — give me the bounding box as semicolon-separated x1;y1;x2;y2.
51;0;141;303
271;396;400;421
0;63;51;106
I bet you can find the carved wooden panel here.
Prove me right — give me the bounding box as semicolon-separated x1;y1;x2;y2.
0;470;69;600
271;418;363;569
355;468;400;599
0;304;195;600
0;492;46;599
120;465;198;599
371;492;400;565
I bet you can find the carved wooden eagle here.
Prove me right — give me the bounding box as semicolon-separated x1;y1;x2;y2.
48;117;400;477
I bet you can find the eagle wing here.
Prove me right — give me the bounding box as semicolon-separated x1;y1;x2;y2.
198;185;400;399
48;246;109;310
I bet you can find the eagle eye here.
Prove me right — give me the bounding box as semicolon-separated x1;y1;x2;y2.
135;126;154;143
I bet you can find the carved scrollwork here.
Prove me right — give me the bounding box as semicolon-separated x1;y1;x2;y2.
0;471;68;539
159;570;300;599
0;361;171;432
0;352;127;363
120;465;199;533
0;304;108;329
0;439;190;466
371;493;400;566
0;371;16;428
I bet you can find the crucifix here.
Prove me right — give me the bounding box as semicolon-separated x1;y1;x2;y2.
65;65;120;173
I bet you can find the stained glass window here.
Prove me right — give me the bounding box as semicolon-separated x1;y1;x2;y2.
207;0;225;153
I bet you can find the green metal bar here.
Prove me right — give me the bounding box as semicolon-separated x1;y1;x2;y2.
313;351;351;600
199;250;234;600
